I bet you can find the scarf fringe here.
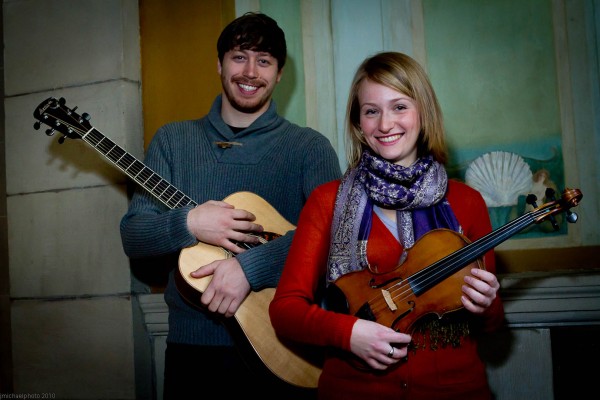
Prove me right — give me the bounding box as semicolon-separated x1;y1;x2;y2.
409;317;471;352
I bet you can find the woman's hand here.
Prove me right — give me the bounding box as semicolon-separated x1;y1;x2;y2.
461;268;500;314
349;319;412;370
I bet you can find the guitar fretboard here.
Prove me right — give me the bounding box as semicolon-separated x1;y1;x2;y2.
82;127;197;210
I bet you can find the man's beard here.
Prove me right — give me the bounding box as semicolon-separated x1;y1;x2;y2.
222;77;272;114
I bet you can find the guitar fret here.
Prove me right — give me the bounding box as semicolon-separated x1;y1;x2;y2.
173;195;190;208
162;186;179;206
129;160;148;180
136;165;154;185
145;173;162;191
113;151;126;166
137;172;153;187
153;179;170;200
117;153;138;176
104;144;118;159
86;130;122;166
105;145;125;166
169;191;185;208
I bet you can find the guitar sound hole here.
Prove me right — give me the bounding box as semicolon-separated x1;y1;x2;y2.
231;231;281;250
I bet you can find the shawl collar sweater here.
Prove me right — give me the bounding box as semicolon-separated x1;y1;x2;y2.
120;95;341;345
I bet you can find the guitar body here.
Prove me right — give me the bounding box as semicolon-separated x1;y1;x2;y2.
177;192;323;389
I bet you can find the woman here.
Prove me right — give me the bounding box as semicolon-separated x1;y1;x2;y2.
269;52;505;399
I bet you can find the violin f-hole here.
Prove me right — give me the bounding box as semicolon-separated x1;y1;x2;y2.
392;301;415;330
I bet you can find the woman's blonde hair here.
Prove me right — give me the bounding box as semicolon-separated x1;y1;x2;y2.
345;52;448;168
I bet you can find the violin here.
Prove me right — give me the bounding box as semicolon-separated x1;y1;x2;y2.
330;188;582;334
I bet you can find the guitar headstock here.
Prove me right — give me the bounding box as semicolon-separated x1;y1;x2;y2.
33;97;92;143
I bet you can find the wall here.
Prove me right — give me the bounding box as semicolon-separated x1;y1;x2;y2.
139;0;233;150
2;0;141;398
0;3;9;393
1;0;599;399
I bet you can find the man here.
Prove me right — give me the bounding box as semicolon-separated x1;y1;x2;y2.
120;12;341;399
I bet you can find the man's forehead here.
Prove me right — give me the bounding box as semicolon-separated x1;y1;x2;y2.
229;47;274;57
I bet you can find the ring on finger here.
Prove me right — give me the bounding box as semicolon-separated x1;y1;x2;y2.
387;346;395;357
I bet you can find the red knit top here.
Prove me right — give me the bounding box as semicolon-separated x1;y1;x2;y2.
269;179;506;400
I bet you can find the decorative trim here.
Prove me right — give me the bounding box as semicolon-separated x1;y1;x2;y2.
138;269;600;335
499;269;600;327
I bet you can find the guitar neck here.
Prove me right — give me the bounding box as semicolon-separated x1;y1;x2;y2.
82;127;197;210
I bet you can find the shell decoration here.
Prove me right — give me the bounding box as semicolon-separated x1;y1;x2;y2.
465;151;533;207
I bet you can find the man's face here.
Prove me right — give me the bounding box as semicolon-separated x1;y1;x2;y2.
218;48;283;115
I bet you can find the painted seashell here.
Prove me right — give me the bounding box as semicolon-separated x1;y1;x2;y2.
465;151;533;207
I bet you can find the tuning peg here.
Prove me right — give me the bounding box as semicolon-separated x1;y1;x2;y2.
566;210;578;223
34;121;41;130
45;128;55;136
525;194;538;207
59;97;66;105
82;112;91;121
58;135;67;144
543;188;560;230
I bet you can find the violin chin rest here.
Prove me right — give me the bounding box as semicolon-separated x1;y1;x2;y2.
322;283;350;314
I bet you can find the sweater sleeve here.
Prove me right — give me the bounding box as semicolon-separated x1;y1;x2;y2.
119;128;198;259
269;181;358;351
237;130;342;291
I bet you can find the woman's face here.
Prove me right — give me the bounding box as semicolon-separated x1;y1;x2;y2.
358;79;420;167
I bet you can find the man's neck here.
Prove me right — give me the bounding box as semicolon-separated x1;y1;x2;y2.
220;97;271;129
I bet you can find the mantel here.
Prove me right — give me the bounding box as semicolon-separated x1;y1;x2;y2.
138;269;600;333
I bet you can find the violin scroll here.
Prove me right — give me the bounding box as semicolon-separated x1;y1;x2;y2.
531;187;582;226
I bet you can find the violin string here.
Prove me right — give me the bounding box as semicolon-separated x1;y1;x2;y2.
365;209;544;319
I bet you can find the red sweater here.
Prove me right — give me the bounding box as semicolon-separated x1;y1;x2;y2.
269;179;505;400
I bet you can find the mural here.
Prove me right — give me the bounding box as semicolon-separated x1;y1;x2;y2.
448;142;565;239
424;0;567;241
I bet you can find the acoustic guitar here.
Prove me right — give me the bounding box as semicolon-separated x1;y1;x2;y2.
33;97;323;389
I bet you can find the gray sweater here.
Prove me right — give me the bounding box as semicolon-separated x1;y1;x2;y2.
120;95;342;345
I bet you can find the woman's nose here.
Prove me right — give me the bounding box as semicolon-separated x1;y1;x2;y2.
378;112;393;132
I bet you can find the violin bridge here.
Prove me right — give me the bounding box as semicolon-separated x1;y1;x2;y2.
381;289;397;311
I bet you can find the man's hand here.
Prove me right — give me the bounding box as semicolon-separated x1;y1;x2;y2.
187;200;264;253
190;257;251;317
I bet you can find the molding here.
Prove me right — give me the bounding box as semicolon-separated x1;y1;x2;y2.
138;269;600;335
499;269;600;327
138;294;168;335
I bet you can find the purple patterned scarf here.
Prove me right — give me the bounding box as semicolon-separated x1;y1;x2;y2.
327;151;461;284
